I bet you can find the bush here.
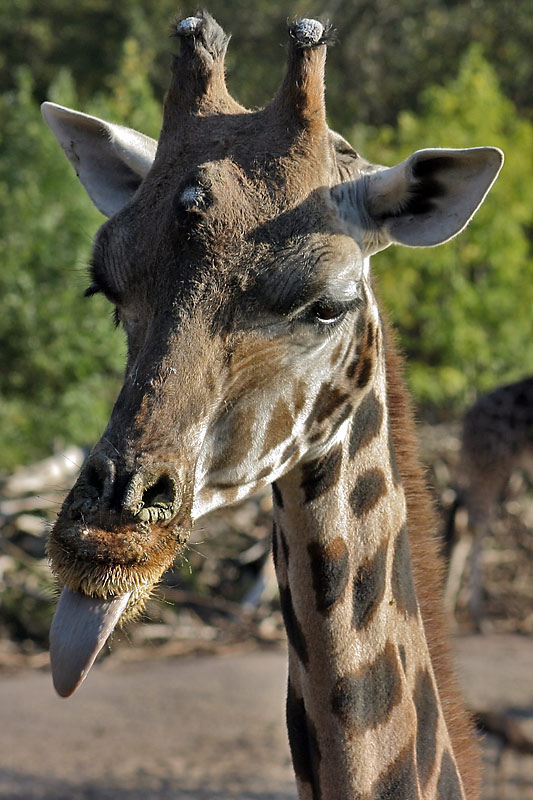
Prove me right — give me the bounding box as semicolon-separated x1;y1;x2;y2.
354;47;533;411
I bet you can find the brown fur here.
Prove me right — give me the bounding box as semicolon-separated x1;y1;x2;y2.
384;322;482;797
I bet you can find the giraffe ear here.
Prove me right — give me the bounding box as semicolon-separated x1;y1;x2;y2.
356;147;503;254
41;102;158;218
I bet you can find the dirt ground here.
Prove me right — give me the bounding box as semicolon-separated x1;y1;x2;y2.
2;635;533;800
2;421;533;798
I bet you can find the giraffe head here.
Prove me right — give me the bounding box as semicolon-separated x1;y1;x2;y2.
42;13;502;696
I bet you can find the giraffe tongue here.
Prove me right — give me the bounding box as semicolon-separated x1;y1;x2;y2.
50;587;131;697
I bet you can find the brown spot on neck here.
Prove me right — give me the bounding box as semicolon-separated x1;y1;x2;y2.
286;681;322;800
331;640;402;735
308;537;350;615
300;443;343;504
352;540;387;630
371;739;418;800
349;390;384;459
391;525;418;618
414;667;439;789
349;468;386;517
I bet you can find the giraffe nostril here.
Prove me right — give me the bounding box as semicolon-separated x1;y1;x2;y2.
142;475;177;508
131;473;181;524
85;463;103;493
68;453;115;519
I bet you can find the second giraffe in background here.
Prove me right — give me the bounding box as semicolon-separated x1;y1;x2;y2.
444;377;533;630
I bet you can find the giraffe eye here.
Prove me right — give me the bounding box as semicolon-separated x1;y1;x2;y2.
309;300;346;324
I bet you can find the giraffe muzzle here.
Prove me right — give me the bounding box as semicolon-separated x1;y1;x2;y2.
47;455;192;699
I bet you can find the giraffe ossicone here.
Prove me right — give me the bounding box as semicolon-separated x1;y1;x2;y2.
292;18;325;46
42;12;502;799
176;16;203;36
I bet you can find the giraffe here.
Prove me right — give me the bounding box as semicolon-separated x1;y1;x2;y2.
42;13;503;799
444;377;533;630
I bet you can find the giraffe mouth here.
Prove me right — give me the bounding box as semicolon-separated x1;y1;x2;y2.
50;587;131;697
47;513;191;697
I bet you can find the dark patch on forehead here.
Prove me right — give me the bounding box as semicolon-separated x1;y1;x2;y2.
373;740;418;800
349;468;386;517
260;397;294;458
349;390;384;459
308;537;350;615
279;584;309;666
272;481;284;509
286;681;322;800
300;443;343;504
331;640;402;735
391;526;418;617
352;540;387;630
437;750;463;799
414;667;439;789
306;383;350;430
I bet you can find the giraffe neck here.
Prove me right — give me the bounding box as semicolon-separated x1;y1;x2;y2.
272;324;470;800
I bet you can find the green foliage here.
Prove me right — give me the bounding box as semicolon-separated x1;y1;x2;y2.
1;1;532;130
0;37;165;470
0;73;111;469
0;33;169;471
0;22;531;469
0;0;133;103
357;47;533;410
88;37;162;138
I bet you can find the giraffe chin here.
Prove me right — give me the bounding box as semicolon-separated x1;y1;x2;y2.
50;588;131;698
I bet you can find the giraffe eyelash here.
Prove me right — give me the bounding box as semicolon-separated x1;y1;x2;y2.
85;255;122;305
304;295;364;329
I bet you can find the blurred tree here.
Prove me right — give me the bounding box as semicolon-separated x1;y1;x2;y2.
0;0;132;102
0;36;163;469
359;46;533;410
88;38;162;138
0;1;531;128
0;23;531;468
321;0;533;129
